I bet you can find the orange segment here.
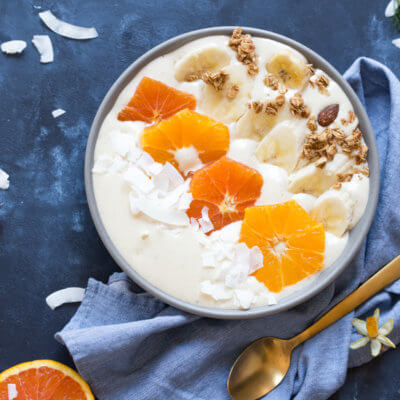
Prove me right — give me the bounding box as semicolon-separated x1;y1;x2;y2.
239;200;325;292
187;157;263;232
140;109;230;171
118;76;197;123
0;360;94;400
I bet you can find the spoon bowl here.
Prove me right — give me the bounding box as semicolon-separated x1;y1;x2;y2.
228;337;293;400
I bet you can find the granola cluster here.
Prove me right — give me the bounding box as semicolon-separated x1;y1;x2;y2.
289;93;311;118
201;71;229;91
340;110;356;126
264;73;279;90
302;124;369;170
332;166;369;189
227;84;239;99
310;74;330;95
248;94;285;116
229;28;258;76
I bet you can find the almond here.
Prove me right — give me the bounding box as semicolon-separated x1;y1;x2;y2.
318;104;339;127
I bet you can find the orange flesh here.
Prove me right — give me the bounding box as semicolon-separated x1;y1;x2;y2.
140;109;230;172
186;156;263;232
239;200;325;292
0;361;93;400
118;76;196;123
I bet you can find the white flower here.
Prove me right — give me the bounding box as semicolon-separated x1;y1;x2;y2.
350;308;396;357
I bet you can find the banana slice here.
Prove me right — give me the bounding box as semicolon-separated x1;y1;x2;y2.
255;120;306;173
174;44;231;82
311;189;354;237
288;153;352;196
234;108;278;140
266;51;307;90
198;63;253;124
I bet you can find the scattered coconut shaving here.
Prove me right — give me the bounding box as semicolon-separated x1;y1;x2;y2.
32;35;54;63
46;287;85;310
8;384;18;400
233;289;255;309
39;10;98;40
392;38;400;48
1;40;27;54
385;0;397;17
200;280;233;301
198;206;214;233
178;192;192;210
0;168;10;190
52;108;66;118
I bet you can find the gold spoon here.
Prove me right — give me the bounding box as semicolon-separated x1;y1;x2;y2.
228;254;400;400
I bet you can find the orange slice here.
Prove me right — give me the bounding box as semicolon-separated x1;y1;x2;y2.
0;360;94;400
140;109;230;171
239;200;325;292
187;156;263;232
118;77;196;123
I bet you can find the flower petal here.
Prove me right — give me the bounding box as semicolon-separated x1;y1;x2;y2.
370;339;382;357
373;308;380;324
352;318;368;336
350;337;370;349
379;318;394;336
377;334;396;349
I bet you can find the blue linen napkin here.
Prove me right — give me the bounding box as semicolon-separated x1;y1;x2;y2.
56;57;400;400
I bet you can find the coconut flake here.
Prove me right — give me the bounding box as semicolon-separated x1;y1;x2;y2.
190;217;200;231
385;0;397;17
201;250;217;267
46;287;85;310
124;165;154;194
52;108;66;118
134;197;189;226
249;246;263;274
8;384;17;400
92;155;127;174
173;146;203;174
200;280;232;301
0;168;10;190
268;294;278;305
198;206;214;233
1;40;27;54
32;35;54;63
39;10;98;40
163;162;184;187
109;131;134;157
393;38;400;48
234;289;255;309
178;192;192;210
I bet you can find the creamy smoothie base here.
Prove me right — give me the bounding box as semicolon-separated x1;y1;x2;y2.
92;29;369;310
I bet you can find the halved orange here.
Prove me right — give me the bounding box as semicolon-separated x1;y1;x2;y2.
118;77;196;123
0;360;94;400
240;200;325;292
187;156;263;232
140;109;230;172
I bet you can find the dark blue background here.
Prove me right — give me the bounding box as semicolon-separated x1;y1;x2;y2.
1;0;399;398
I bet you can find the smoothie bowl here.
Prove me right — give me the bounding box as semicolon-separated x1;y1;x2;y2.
85;27;379;319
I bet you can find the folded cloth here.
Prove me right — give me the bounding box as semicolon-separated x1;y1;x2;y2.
56;58;400;400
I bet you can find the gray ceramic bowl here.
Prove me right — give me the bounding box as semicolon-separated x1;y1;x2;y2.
85;27;379;319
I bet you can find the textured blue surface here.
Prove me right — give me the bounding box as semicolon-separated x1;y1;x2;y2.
0;0;399;399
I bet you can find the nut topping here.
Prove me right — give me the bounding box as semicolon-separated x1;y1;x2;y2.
318;104;339;127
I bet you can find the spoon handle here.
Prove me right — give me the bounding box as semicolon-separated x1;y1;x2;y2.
291;254;400;347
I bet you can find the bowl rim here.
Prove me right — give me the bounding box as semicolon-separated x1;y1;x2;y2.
85;26;380;319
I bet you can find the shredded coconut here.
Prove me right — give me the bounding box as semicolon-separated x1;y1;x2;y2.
46;287;85;310
1;40;26;54
198;206;214;233
39;10;98;40
0;168;10;190
52;108;66;118
200;280;233;301
32;35;54;63
8;384;18;400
